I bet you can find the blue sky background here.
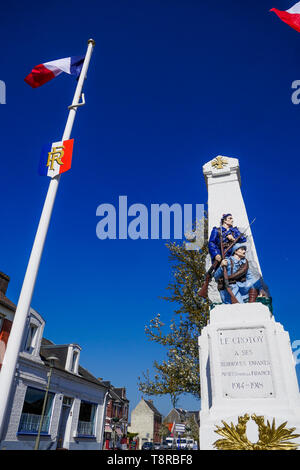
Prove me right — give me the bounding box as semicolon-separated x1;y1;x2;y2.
1;0;300;417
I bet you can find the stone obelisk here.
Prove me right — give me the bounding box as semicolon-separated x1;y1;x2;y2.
198;156;300;450
203;156;260;273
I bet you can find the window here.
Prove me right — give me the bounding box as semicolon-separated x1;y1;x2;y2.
25;324;38;353
77;401;97;436
18;387;54;434
66;345;81;373
63;396;73;407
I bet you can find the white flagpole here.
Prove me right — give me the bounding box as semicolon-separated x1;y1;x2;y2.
0;39;95;439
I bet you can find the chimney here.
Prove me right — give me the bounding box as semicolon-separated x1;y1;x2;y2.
0;272;10;295
102;380;111;387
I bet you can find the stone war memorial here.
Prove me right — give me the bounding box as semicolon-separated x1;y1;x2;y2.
198;156;300;450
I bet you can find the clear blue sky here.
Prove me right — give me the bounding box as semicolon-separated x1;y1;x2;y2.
1;0;300;417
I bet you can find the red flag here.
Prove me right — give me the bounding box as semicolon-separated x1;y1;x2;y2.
271;2;300;33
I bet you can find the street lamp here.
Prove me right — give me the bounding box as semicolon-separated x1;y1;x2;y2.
119;417;127;432
34;356;58;450
111;417;120;450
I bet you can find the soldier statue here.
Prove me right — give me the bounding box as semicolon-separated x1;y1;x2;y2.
208;213;247;263
214;242;265;304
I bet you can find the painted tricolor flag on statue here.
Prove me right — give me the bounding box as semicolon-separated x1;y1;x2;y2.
24;56;84;88
39;139;74;177
271;2;300;32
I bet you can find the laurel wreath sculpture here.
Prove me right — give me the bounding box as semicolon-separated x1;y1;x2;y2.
213;414;300;450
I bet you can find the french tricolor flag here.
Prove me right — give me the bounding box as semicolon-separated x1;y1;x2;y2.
271;2;300;33
25;56;84;88
39;139;74;178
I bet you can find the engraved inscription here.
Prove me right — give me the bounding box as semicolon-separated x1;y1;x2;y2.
218;328;274;398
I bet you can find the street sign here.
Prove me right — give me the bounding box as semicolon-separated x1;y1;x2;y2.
175;424;185;433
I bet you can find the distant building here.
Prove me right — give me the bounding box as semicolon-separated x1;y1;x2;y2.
0;271;109;450
128;397;162;449
163;408;200;434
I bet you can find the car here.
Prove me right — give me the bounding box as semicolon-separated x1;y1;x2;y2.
176;438;187;449
186;439;194;450
166;437;175;448
142;441;154;450
153;442;161;450
160;441;169;450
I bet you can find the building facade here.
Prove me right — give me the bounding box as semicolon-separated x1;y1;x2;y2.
103;383;129;449
163;408;200;445
128;397;162;449
163;408;200;428
0;271;109;450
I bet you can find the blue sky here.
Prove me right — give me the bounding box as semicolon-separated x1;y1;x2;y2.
1;0;300;417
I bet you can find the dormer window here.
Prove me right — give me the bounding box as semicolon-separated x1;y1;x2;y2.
22;309;45;357
71;351;78;372
25;324;38;353
66;344;81;374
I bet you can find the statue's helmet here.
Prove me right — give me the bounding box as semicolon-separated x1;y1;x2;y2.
221;213;232;224
232;242;247;253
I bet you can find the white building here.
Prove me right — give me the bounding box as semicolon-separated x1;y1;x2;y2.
128;398;162;449
0;271;109;450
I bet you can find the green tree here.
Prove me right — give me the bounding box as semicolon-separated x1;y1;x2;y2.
158;423;170;441
127;431;139;442
138;223;210;404
184;416;199;443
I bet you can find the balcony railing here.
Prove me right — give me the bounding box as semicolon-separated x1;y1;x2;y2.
77;420;94;436
19;413;50;433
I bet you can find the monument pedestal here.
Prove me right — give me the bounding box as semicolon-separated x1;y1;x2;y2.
199;304;300;449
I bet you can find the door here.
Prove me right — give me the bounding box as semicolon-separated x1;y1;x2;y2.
57;398;72;449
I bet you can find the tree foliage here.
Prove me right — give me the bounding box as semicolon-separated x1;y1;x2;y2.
138;224;210;404
158;423;171;440
184;416;199;443
127;431;139;441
